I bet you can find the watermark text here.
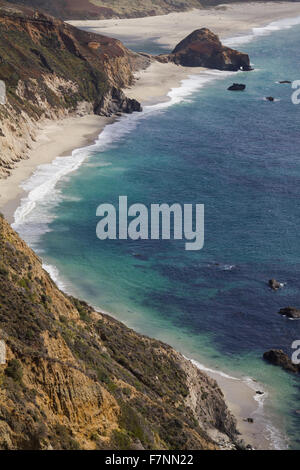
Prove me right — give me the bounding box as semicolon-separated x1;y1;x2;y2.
96;197;204;251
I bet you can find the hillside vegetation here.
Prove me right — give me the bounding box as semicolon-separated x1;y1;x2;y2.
5;0;291;20
0;215;238;449
0;0;145;178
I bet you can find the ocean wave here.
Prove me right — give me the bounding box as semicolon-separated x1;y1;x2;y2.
13;14;300;234
12;69;237;242
189;357;239;381
223;15;300;47
190;358;287;450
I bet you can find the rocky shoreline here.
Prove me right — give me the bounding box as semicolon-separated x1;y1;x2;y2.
0;215;243;450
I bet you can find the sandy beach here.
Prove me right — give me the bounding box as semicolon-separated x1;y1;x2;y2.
1;2;298;449
70;2;300;106
0;114;113;223
70;2;300;49
2;2;300;219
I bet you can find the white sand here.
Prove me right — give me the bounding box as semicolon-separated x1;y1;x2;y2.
125;61;206;104
3;2;300;216
70;2;300;106
70;2;300;49
0;115;113;223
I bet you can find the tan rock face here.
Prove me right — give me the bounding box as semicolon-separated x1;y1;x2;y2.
0;215;238;449
88;42;101;50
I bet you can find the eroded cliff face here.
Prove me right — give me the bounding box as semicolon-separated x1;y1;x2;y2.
0;215;239;450
0;1;147;178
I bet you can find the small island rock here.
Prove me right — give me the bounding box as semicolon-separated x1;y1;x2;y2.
228;83;246;91
268;279;282;290
278;307;300;319
263;349;300;374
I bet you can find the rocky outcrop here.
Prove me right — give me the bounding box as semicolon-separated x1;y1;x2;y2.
263;350;300;374
228;83;246;91
268;279;282;290
0;1;146;178
278;307;300;319
0;215;239;450
157;29;252;72
95;87;142;116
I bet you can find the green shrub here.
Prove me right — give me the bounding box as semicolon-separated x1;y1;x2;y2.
111;430;131;450
0;265;9;277
5;359;23;383
54;424;80;450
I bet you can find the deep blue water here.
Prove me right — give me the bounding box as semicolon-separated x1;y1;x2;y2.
15;22;300;448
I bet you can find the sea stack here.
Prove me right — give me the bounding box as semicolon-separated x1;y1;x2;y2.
157;28;252;71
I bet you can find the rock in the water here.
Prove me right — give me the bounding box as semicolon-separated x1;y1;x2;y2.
278;307;300;319
279;80;291;84
263;349;300;374
158;28;252;71
266;96;275;102
268;279;282;290
244;418;254;423
95;86;142;116
228;83;246;91
256;391;264;395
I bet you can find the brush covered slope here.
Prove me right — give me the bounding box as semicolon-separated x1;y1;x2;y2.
0;0;145;178
5;0;205;20
0;215;239;450
4;0;294;20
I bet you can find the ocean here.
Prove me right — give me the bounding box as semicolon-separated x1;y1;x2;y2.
13;17;300;449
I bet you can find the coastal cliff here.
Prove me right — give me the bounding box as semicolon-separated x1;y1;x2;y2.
0;215;239;450
3;0;216;20
0;1;147;178
4;0;294;20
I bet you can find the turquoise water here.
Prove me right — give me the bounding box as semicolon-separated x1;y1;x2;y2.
14;21;300;448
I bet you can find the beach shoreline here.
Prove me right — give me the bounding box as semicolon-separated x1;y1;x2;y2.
1;2;299;449
2;3;300;220
70;2;300;49
0;115;114;223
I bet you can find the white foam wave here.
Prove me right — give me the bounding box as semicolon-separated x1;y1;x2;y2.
42;264;64;289
189;357;240;381
13;13;300;235
223;15;300;47
190;358;287;449
13;13;300;236
12;68;237;243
